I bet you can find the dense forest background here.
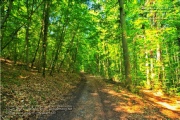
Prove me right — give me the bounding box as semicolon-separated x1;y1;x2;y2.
1;0;180;95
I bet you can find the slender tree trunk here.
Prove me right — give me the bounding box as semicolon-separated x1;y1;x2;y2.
66;31;79;72
25;0;35;70
1;25;24;51
96;51;100;74
1;1;5;45
49;2;70;75
68;47;78;72
146;50;150;88
150;49;154;89
102;40;108;78
133;38;138;85
118;0;131;87
57;30;77;73
118;41;124;80
42;0;50;77
1;1;43;51
49;27;66;75
31;25;43;68
13;34;18;64
25;26;30;70
25;0;30;70
1;0;13;29
156;44;163;88
104;42;109;78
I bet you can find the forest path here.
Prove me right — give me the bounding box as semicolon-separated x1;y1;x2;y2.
67;75;105;120
47;74;180;120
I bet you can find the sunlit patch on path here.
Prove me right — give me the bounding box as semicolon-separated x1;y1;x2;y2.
99;80;180;119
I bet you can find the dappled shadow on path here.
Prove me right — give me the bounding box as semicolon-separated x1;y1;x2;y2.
98;82;180;120
42;74;180;120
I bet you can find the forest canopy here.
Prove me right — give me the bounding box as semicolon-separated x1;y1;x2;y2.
1;0;180;95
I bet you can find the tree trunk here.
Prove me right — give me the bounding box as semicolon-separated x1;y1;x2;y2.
42;0;50;77
13;34;18;64
31;25;43;69
146;50;150;88
25;0;31;70
49;2;71;75
49;25;66;76
57;30;77;73
1;0;13;29
150;50;154;89
118;0;131;88
1;25;24;51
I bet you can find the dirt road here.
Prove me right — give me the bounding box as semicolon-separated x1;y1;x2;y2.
45;74;180;120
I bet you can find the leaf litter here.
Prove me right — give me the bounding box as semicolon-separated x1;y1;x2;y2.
1;60;82;120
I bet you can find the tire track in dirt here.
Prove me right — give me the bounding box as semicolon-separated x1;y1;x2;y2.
39;73;87;120
43;74;105;120
67;75;105;120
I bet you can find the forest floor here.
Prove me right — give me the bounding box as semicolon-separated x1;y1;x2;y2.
1;58;180;120
1;58;83;120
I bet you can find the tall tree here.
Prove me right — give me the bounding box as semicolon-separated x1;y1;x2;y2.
42;0;50;77
118;0;132;88
25;0;33;70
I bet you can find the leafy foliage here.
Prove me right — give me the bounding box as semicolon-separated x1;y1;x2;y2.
1;0;179;94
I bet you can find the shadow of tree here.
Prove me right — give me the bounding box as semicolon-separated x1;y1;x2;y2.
98;81;179;120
